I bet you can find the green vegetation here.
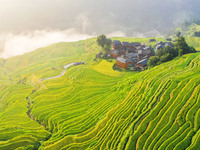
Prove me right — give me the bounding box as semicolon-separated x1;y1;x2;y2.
96;34;112;53
173;19;200;50
1;37;200;149
0;38;99;149
176;18;200;35
148;36;196;67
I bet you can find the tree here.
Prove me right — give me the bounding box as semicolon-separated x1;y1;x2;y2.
164;46;178;58
104;38;112;52
150;37;196;68
160;53;171;62
147;56;160;67
97;34;111;53
156;48;165;57
174;36;196;54
192;32;200;37
189;46;196;53
176;31;181;37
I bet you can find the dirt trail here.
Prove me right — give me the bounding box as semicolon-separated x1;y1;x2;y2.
40;63;74;81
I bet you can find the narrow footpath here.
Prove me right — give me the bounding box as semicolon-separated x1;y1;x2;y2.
40;63;75;81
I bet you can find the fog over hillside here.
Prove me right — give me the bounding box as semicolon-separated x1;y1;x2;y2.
0;0;200;58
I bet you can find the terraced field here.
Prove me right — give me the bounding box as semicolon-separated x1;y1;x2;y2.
0;84;51;150
1;37;200;150
36;52;200;150
0;38;99;150
186;37;200;51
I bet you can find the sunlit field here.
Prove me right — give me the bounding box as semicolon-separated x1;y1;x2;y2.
1;37;200;149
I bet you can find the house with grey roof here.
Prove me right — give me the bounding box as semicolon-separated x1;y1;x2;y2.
145;46;154;56
155;41;174;51
116;56;137;69
126;53;138;59
111;40;156;70
166;38;172;41
137;58;148;69
148;39;156;43
112;40;123;50
121;42;141;48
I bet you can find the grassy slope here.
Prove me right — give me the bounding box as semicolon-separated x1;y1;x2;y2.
186;37;200;51
0;38;99;149
1;37;200;149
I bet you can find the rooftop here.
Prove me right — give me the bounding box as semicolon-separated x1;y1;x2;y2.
137;58;148;66
121;42;141;47
127;53;138;58
116;56;128;64
113;40;121;44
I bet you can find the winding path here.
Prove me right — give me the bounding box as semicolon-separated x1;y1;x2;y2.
40;63;75;81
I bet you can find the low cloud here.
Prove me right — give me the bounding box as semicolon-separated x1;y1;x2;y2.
107;31;126;37
0;28;165;59
76;13;92;33
0;29;93;59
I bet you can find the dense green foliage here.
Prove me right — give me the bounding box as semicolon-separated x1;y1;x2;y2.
174;37;196;54
192;32;200;37
147;56;160;66
96;34;112;53
148;37;196;67
1;37;200;149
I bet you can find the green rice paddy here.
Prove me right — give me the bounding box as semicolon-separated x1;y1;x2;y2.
1;37;200;149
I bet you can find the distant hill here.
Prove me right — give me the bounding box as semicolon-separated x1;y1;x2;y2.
1;37;200;149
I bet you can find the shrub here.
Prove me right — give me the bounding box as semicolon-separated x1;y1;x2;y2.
160;53;171;62
178;49;183;56
147;56;160;67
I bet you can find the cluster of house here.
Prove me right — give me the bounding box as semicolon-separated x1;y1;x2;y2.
95;38;175;70
110;40;154;70
155;41;174;51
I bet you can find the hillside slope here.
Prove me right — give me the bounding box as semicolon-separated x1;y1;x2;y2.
34;52;200;150
175;23;200;50
1;37;200;149
0;38;99;150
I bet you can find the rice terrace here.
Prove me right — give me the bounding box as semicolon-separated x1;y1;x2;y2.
2;1;200;150
0;35;200;150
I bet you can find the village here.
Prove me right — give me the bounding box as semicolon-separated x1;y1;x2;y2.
99;38;174;70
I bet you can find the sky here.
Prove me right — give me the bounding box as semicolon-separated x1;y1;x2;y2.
0;0;199;58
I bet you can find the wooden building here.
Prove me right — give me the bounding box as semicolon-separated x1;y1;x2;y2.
112;40;123;50
121;42;141;49
137;58;148;69
145;46;154;57
148;39;156;43
116;56;137;69
116;57;129;69
110;50;125;58
166;38;172;41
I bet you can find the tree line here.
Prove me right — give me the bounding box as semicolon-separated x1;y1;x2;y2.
148;37;196;67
